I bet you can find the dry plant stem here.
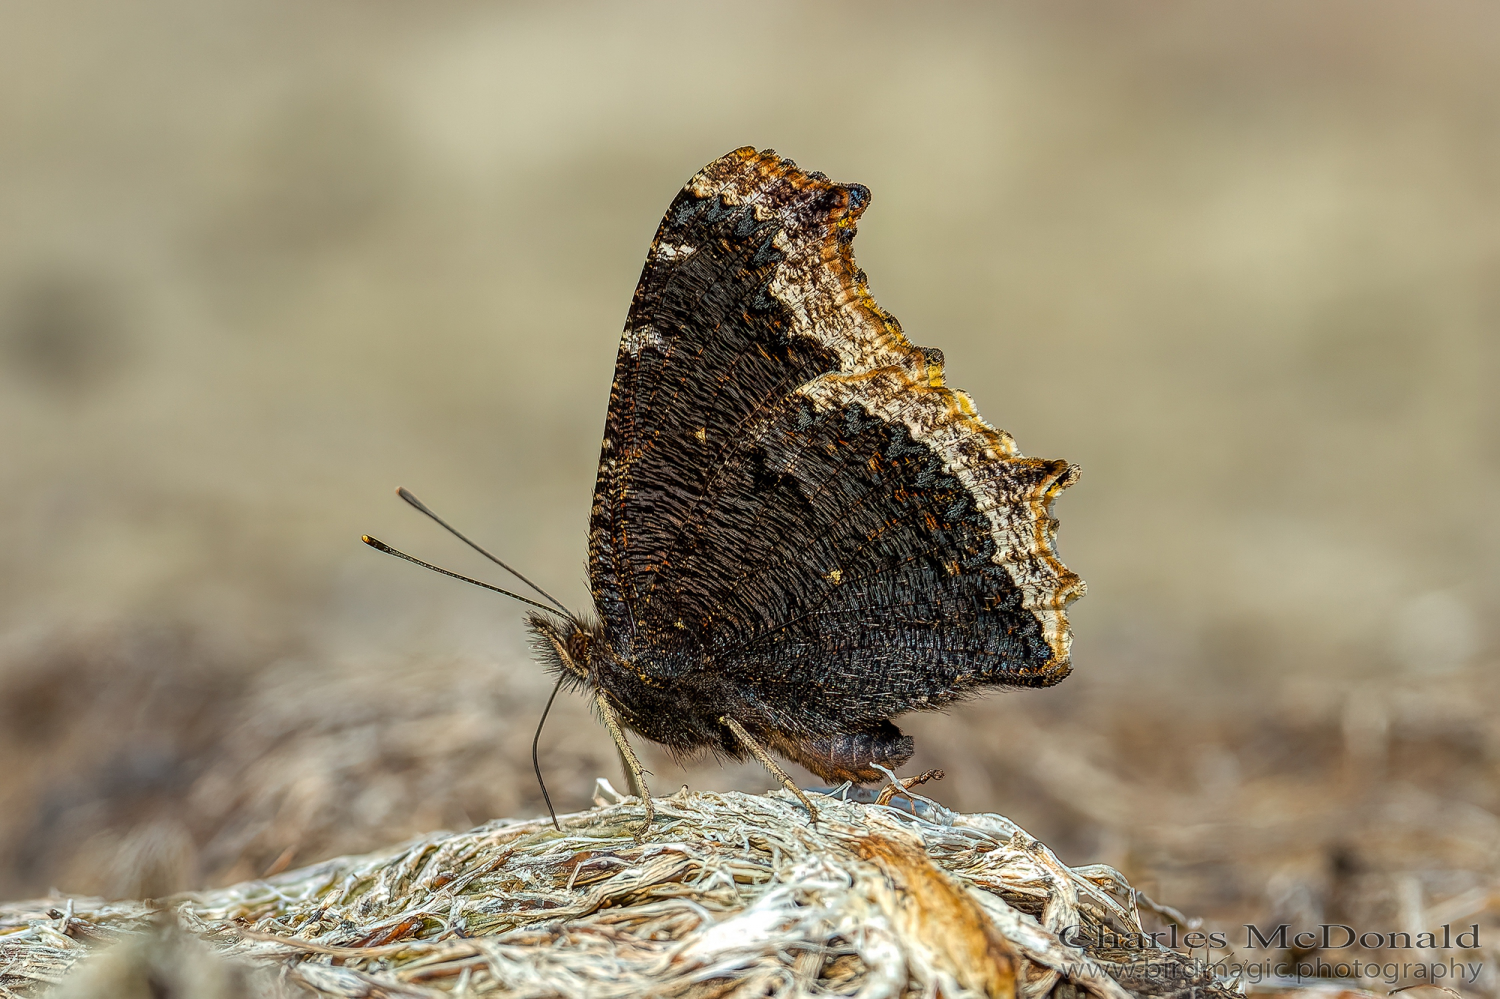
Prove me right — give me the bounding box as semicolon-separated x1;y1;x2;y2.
3;790;1240;999
720;715;820;822
594;690;654;833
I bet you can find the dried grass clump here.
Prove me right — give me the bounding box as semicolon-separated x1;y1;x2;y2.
3;783;1241;999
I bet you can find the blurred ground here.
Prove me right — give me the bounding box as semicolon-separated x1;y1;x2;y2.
1;0;1497;991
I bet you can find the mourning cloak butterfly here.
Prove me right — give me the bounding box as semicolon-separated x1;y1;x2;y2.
529;147;1085;826
368;147;1084;831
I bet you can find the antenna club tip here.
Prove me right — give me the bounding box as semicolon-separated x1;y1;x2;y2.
361;535;386;550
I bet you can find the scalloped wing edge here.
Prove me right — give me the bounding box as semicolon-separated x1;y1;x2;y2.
684;147;1086;679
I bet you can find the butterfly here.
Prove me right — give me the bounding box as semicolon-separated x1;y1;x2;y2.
368;147;1084;831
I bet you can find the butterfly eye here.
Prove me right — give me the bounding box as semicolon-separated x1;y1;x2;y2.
566;631;592;666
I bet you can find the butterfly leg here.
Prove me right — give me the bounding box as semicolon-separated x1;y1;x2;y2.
720;716;819;823
874;767;946;806
595;690;654;836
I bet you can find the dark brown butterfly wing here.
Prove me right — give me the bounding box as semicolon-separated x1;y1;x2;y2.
586;147;1084;767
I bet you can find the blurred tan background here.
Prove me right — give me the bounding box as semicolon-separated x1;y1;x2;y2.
2;0;1496;980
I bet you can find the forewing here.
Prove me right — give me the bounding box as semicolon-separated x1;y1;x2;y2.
589;148;1084;717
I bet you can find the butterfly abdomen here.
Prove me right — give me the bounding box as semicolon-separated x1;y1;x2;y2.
769;721;915;784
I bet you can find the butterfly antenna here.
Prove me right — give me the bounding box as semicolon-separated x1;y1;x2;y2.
361;536;565;616
396;487;572;615
533;673;565;830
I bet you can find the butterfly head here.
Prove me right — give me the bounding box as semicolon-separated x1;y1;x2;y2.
526;611;602;687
